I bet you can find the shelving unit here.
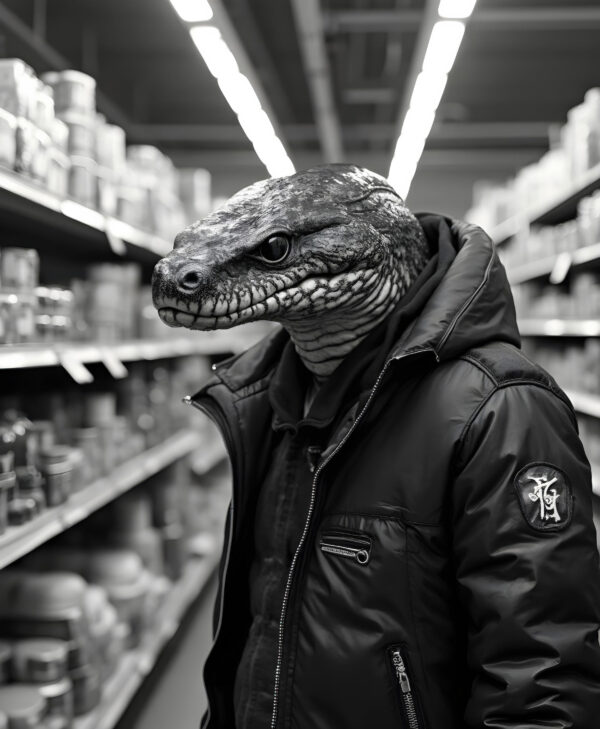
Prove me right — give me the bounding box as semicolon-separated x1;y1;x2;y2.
490;162;600;246
0;429;228;570
507;241;600;285
518;319;600;337
74;547;222;729
0;333;247;376
0;167;170;262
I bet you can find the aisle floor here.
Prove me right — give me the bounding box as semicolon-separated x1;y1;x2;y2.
118;576;217;729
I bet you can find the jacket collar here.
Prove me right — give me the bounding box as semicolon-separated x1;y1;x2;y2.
194;215;520;398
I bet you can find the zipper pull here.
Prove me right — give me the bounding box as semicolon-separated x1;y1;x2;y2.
392;650;411;693
306;446;322;474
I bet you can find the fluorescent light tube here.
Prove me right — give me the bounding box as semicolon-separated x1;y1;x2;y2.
170;0;213;22
438;0;477;19
217;73;262;115
422;21;465;74
190;26;238;79
409;71;448;113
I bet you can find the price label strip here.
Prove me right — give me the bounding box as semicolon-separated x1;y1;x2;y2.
59;352;94;384
549;252;572;285
101;348;128;379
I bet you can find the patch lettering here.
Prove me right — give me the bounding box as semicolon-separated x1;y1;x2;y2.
514;462;572;531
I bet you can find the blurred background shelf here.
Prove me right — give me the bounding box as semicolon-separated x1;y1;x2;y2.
564;390;600;421
0;430;205;570
74;547;222;729
0;166;169;264
508;241;600;284
518;320;600;338
0;332;250;371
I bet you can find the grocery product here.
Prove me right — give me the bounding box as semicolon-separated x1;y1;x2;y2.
0;684;47;728
11;640;68;684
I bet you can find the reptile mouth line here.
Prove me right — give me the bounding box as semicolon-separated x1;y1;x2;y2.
155;270;356;330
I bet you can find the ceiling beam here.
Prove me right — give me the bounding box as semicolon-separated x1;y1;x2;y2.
290;0;344;162
0;2;132;130
325;7;600;33
129;121;552;146
166;147;542;174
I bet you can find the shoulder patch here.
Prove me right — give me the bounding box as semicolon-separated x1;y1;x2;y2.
513;462;572;532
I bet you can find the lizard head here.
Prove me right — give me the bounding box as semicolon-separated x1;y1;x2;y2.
152;164;429;331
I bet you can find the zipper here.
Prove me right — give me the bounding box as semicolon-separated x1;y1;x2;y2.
185;393;237;729
319;529;372;565
390;647;421;729
270;347;437;729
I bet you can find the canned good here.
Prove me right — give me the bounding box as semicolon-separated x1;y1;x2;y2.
0;471;16;534
11;639;68;683
0;425;15;474
38;678;73;725
49;71;96;116
7;497;36;526
0;249;39;291
69;664;100;716
0;684;47;729
38;448;72;507
68;157;97;208
70;429;100;484
0;641;11;683
0;108;16;169
14;467;45;515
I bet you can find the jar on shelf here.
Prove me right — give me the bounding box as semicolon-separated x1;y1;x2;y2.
0;248;39;290
0;108;17;170
38;447;72;506
11;638;69;683
46;70;96;117
0;685;47;729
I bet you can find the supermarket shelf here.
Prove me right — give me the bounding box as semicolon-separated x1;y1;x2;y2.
0;166;170;262
591;464;600;498
564;389;600;421
0;332;249;373
0;430;204;570
530;162;600;227
489;216;523;247
507;241;600;284
75;547;222;729
519;319;600;338
489;162;600;245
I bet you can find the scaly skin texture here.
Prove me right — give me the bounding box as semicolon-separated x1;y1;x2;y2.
152;164;429;380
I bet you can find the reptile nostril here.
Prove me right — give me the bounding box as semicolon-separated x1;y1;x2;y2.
178;268;202;292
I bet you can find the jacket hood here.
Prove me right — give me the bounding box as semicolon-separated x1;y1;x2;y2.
198;215;520;394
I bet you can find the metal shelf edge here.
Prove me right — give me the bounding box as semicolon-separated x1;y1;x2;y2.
0;430;203;569
564;389;600;420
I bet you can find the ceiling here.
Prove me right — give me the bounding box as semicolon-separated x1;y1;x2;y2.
0;0;599;211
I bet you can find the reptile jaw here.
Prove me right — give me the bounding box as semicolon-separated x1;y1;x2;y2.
155;269;363;331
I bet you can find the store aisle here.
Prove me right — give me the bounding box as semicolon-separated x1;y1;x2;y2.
119;575;217;729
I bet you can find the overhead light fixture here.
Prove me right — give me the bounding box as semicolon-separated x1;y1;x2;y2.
190;26;238;78
388;10;471;198
188;24;294;178
422;21;465;74
409;71;448;114
169;0;213;23
438;0;477;19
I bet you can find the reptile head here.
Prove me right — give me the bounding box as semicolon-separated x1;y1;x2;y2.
152;164;429;331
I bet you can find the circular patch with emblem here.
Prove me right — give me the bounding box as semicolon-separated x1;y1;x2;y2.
513;462;572;532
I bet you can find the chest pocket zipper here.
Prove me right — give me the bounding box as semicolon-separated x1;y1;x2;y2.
390;647;422;729
319;529;372;565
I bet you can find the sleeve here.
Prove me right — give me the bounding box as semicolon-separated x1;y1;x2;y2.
451;383;600;728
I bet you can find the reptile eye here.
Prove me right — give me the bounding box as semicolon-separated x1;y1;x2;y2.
257;234;290;264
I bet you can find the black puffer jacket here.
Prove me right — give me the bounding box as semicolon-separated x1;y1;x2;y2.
192;216;600;729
